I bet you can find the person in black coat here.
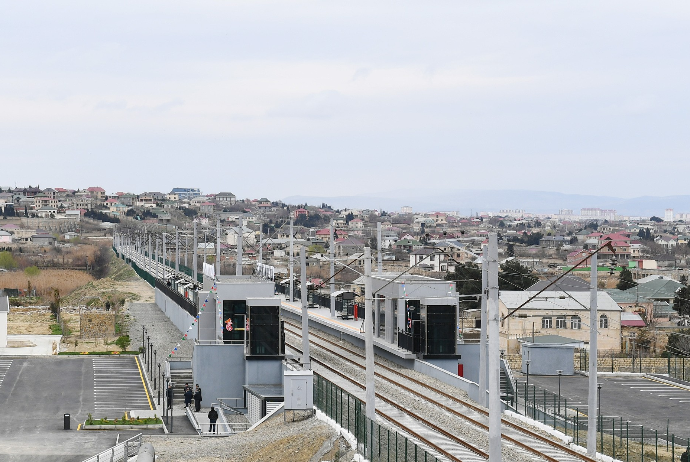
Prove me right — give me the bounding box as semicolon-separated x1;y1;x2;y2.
193;384;202;412
208;406;218;433
184;387;193;409
166;383;173;409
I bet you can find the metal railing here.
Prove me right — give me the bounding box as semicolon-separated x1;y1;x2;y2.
514;380;690;461
314;373;441;462
81;433;143;462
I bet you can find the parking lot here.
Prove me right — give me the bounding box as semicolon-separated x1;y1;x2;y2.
0;356;157;462
526;374;690;439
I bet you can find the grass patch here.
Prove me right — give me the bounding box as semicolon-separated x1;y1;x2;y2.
86;413;161;426
49;323;62;335
0;269;94;298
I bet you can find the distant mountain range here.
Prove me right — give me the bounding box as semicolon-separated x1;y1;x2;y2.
282;190;690;217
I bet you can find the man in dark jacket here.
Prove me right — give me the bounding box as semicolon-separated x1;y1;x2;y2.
208;406;218;433
166;383;174;410
193;384;202;412
184;387;193;409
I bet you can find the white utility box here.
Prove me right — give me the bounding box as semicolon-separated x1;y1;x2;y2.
283;370;314;410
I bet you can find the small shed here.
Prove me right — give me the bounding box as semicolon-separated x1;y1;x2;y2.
244;384;284;425
520;335;581;376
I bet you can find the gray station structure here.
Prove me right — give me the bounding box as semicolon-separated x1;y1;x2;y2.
193;273;285;410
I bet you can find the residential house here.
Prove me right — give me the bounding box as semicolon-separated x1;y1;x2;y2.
335;237;365;257
170;187;201;201
567;249;593;268
497;290;622;353
0;230;12;244
349;218;364;230
36;206;57;218
87;187;106;203
294;208;308;220
394;238;423;253
200;202;216;215
215;192;237;206
409;248;452;272
31;231;56;246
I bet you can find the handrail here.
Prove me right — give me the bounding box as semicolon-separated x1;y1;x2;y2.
81;433;142;462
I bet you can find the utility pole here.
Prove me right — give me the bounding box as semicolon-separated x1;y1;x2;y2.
216;218;221;277
301;246;310;369
330;220;335;317
175;228;179;272
236;226;243;276
364;247;375;420
487;233;501;462
258;221;262;264
192;221;198;283
587;251;599;456
162;232;166;279
377;221;382;274
479;244;488;407
289;218;294;303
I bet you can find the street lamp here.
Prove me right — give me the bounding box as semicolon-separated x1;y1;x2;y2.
153;350;157;388
526;359;531;390
142;327;146;358
557;370;563;415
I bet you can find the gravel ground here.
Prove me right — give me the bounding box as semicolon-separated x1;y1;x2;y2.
286;328;551;462
125;301;194;359
144;412;352;462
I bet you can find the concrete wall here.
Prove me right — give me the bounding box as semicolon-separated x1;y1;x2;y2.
0;311;7;348
521;345;575;375
192;343;246;404
457;343;485;384
245;358;284;386
155;288;197;342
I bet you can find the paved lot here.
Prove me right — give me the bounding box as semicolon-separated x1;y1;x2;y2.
0;356;159;462
524;374;690;439
92;356;152;416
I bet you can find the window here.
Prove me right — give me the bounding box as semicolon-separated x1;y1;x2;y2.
556;316;567;329
599;314;609;329
541;317;552;329
571;316;581;329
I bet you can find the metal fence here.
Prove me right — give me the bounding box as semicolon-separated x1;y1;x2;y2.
314;373;442;462
81;433;143;462
514;381;690;462
576;350;690;380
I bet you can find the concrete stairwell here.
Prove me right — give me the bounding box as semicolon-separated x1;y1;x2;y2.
168;368;194;407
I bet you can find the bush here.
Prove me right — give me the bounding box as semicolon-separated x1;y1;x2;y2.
115;335;131;352
24;266;40;277
0;251;17;269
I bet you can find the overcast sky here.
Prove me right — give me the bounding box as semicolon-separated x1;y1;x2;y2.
2;1;689;200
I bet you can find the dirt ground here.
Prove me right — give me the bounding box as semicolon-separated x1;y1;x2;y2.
6;259;156;352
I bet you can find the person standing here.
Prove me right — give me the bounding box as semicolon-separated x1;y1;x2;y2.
166;383;174;410
184;386;193;409
208;406;218;434
193;384;202;412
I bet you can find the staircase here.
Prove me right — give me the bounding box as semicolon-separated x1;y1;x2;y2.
500;358;515;406
168;368;194;407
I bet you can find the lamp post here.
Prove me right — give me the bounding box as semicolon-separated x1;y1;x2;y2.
157;363;161;404
557;369;563;414
146;336;151;373
526;359;531;389
142;327;146;358
153;350;157;388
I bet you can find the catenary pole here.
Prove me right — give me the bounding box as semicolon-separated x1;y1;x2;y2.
377;221;382;274
192;221;198;283
216;218;221;277
236;225;243;276
587;251;599;455
479;244;488;407
487;234;501;462
289;218;294;303
301;246;310;369
365;247;376;420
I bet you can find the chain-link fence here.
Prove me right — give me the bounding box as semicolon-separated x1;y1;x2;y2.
514;380;690;461
314;373;443;462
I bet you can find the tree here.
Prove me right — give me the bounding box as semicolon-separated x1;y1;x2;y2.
0;251;17;269
91;245;112;279
115;335;131;352
650;216;663;223
499;260;538;291
674;286;690;316
506;243;515;258
665;329;690;357
345;212;354;224
616;268;637;290
445;263;482;310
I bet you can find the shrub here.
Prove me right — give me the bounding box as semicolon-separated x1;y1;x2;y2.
0;251;17;269
115;335;131;351
24;266;40;277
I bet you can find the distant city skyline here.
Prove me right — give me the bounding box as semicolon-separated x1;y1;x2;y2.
2;2;690;199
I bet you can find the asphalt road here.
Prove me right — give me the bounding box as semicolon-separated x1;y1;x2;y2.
0;356;159;462
524;374;690;440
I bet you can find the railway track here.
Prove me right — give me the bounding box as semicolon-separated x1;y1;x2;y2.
284;321;597;462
